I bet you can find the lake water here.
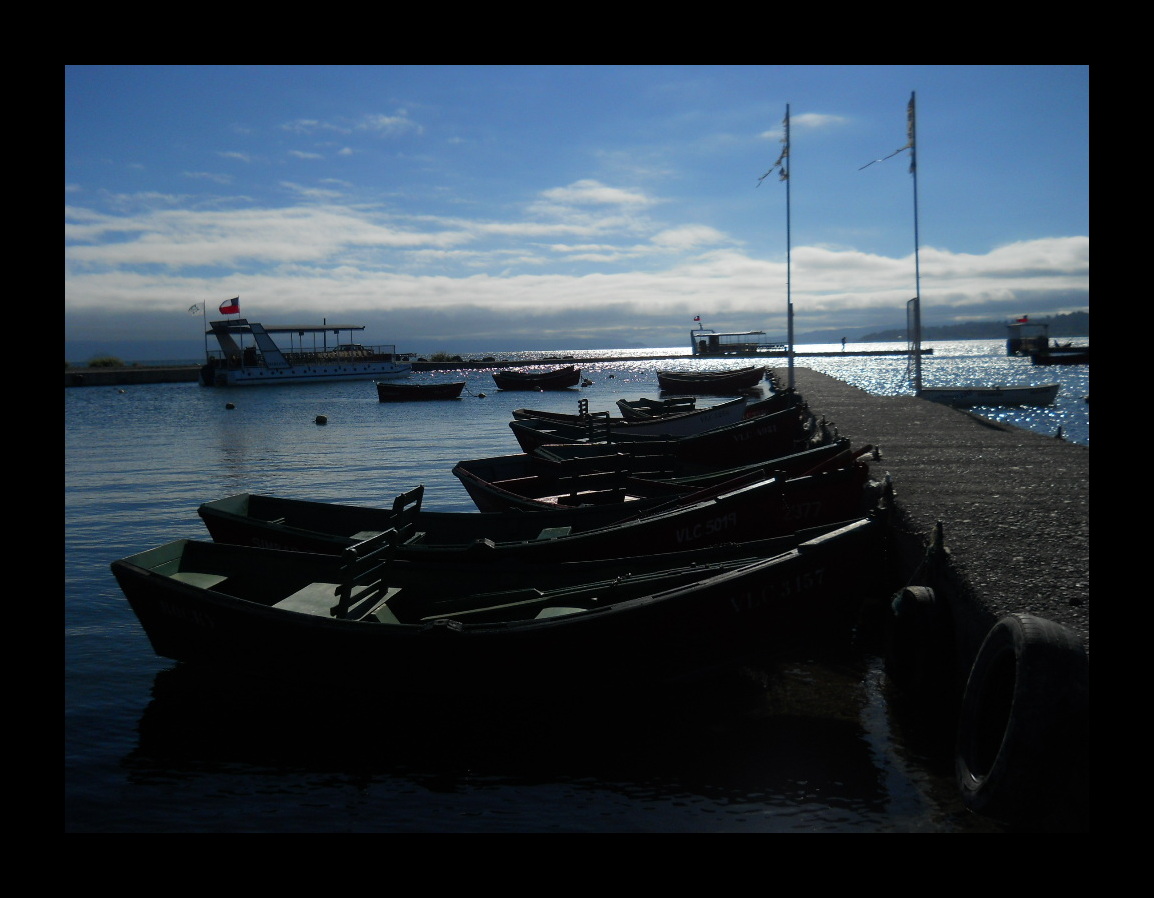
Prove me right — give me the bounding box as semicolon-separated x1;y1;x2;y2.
64;340;1088;832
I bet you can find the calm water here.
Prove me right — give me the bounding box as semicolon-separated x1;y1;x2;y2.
64;340;1088;832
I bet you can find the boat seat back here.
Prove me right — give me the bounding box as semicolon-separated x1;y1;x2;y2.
390;484;424;543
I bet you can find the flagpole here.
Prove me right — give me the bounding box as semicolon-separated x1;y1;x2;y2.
860;92;921;393
784;105;794;391
909;91;922;393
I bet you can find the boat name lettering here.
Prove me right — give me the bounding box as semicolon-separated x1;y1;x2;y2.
783;500;824;522
674;512;738;544
157;597;216;629
729;567;827;612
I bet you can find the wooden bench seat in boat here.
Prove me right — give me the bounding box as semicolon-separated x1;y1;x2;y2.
170;571;230;590
270;527;403;621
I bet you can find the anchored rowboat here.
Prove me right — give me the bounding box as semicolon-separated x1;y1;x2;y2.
916;383;1059;408
111;514;887;695
376;380;466;401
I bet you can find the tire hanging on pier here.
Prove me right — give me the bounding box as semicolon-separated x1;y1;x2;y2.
954;613;1088;823
886;585;956;699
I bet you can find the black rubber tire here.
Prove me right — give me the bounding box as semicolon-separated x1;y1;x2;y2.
887;586;954;697
955;613;1088;822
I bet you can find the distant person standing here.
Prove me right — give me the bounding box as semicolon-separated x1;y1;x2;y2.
841;337;847;352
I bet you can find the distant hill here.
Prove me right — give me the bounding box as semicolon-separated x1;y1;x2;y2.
854;311;1089;343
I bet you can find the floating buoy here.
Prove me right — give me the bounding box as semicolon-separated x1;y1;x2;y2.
117;389;126;394
315;415;328;425
607;373;615;378
225;402;236;410
477;392;486;399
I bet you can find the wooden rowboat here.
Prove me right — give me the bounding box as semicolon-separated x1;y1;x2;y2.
916;383;1059;408
111;514;887;695
198;468;881;562
656;365;766;394
451;441;875;514
376;380;466;401
492;365;581;391
507;403;817;465
511;396;749;437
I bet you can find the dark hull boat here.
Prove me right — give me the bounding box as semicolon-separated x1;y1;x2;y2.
616;395;699;420
916;383;1059;408
198;469;882;562
617;389;802;421
656;365;766;394
451;440;875;514
492;365;581;391
529;437;869;482
510;396;749;437
111;515;887;695
1029;347;1089;366
376;380;466;401
507;403;817;465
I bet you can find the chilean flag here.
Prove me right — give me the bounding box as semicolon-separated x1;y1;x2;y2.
693;315;701;322
219;297;240;315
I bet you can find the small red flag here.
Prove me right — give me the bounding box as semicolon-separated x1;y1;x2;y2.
219;297;240;315
1015;315;1028;324
693;315;701;322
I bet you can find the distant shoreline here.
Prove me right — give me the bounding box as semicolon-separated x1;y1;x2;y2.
64;348;930;387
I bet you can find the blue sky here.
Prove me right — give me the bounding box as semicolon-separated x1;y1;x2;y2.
65;65;1088;359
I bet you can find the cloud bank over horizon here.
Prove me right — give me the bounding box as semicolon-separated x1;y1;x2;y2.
65;66;1088;356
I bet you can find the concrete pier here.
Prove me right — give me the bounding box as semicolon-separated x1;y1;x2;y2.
783;367;1089;670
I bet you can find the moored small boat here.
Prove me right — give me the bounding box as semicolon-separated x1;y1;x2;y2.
511;396;749;437
198;467;879;562
916;383;1060;408
656;365;766;394
110;513;887;695
376;380;466;401
492;365;581;391
1029;347;1089;366
508;403;817;464
451;440;875;514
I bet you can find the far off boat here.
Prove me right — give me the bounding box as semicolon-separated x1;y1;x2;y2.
916;383;1060;408
690;320;786;357
197;297;412;387
1005;316;1089;366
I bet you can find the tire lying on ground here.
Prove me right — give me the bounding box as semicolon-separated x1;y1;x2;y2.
955;613;1089;823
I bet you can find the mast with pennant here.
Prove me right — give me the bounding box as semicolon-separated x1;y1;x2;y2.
861;91;921;391
759;104;792;390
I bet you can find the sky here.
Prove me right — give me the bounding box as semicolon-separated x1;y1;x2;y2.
65;65;1089;359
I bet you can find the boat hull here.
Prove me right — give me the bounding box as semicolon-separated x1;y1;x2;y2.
656;365;766;394
508;403;816;464
376;381;465;401
452;440;872;514
492;365;582;391
198;468;879;562
201;363;411;387
511;396;749;437
1030;349;1089;366
112;517;886;695
916;383;1060;408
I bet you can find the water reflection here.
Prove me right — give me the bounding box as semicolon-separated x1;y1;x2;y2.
122;642;1009;833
